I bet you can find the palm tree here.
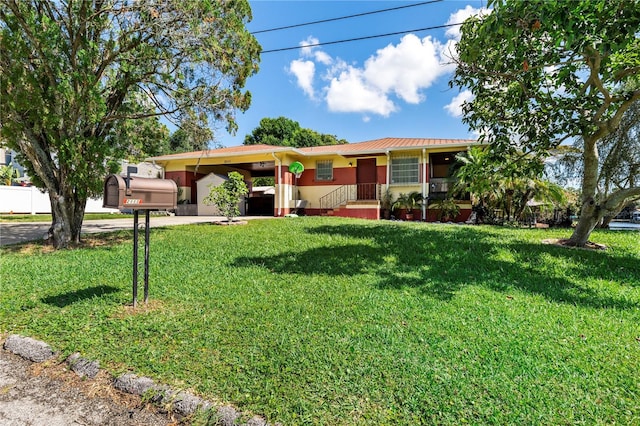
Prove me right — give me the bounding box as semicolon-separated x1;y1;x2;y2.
453;147;501;222
392;191;423;220
454;147;565;224
0;165;20;186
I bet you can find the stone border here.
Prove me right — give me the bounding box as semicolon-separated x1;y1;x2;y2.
2;335;275;426
3;334;55;362
212;220;248;226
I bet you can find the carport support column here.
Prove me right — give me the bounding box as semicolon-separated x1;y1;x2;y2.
272;152;282;216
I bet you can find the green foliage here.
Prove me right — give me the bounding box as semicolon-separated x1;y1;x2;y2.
253;176;275;187
244;116;347;147
380;187;393;210
165;120;216;155
118;116;170;162
0;164;20;185
452;0;640;244
454;0;640;150
203;172;249;222
244;117;299;146
1;218;639;424
454;147;566;223
392;191;423;213
431;198;461;221
0;0;260;247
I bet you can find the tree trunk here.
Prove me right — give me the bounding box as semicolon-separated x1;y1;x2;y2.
568;135;640;245
568;137;600;247
599;215;613;229
568;197;600;246
48;188;86;249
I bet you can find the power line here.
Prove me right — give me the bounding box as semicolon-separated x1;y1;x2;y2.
251;0;443;34
260;22;462;54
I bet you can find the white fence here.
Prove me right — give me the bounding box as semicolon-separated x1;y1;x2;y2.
0;185;117;214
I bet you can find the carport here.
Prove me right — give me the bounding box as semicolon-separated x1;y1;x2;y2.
148;145;303;217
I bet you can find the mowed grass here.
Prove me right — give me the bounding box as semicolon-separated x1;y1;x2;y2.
1;217;639;425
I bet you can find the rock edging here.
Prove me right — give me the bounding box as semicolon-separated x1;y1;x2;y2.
3;334;273;425
3;334;55;362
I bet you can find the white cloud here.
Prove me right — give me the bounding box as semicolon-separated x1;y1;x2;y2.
444;90;473;117
288;37;333;99
326;67;397;116
313;50;332;66
299;36;319;57
286;5;490;118
363;34;447;104
288;59;316;99
324;34;453;116
300;36;332;65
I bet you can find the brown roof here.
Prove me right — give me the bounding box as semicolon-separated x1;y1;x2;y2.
299;137;478;155
148;144;295;161
148;138;478;161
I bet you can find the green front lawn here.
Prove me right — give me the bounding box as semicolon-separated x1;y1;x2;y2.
1;218;638;424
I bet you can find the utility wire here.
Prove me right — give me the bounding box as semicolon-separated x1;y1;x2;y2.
261;22;462;54
251;0;443;34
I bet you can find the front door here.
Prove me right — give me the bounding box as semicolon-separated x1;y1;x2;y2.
356;158;377;200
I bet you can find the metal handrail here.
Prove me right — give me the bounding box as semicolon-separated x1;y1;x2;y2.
319;183;379;213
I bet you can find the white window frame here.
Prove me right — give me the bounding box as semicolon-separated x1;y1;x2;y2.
315;160;333;181
390;157;419;184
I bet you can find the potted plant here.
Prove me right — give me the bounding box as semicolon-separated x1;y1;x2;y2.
432;197;460;222
392;191;423;221
381;187;393;219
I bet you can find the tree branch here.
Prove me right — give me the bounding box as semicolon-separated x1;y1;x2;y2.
602;186;640;212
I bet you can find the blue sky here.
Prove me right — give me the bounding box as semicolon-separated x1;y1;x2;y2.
219;0;489;147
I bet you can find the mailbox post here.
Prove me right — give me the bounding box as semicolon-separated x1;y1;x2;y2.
103;174;177;307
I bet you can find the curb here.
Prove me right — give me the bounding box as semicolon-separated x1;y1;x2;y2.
3;334;275;425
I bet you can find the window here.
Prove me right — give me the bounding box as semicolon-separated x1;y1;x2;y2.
315;160;333;181
391;157;419;184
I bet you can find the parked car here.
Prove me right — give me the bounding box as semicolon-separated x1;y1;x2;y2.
631;211;640;223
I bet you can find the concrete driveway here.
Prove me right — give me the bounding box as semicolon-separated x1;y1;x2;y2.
0;215;271;246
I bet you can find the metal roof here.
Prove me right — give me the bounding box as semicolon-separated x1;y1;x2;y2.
147;138;478;162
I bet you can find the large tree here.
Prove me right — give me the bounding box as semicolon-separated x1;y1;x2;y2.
244;116;346;147
452;0;640;246
166;128;210;155
0;0;260;248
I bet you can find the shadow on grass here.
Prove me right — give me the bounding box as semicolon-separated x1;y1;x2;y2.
235;223;639;310
42;285;120;307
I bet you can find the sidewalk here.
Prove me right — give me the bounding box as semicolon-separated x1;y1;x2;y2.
0;215;273;246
